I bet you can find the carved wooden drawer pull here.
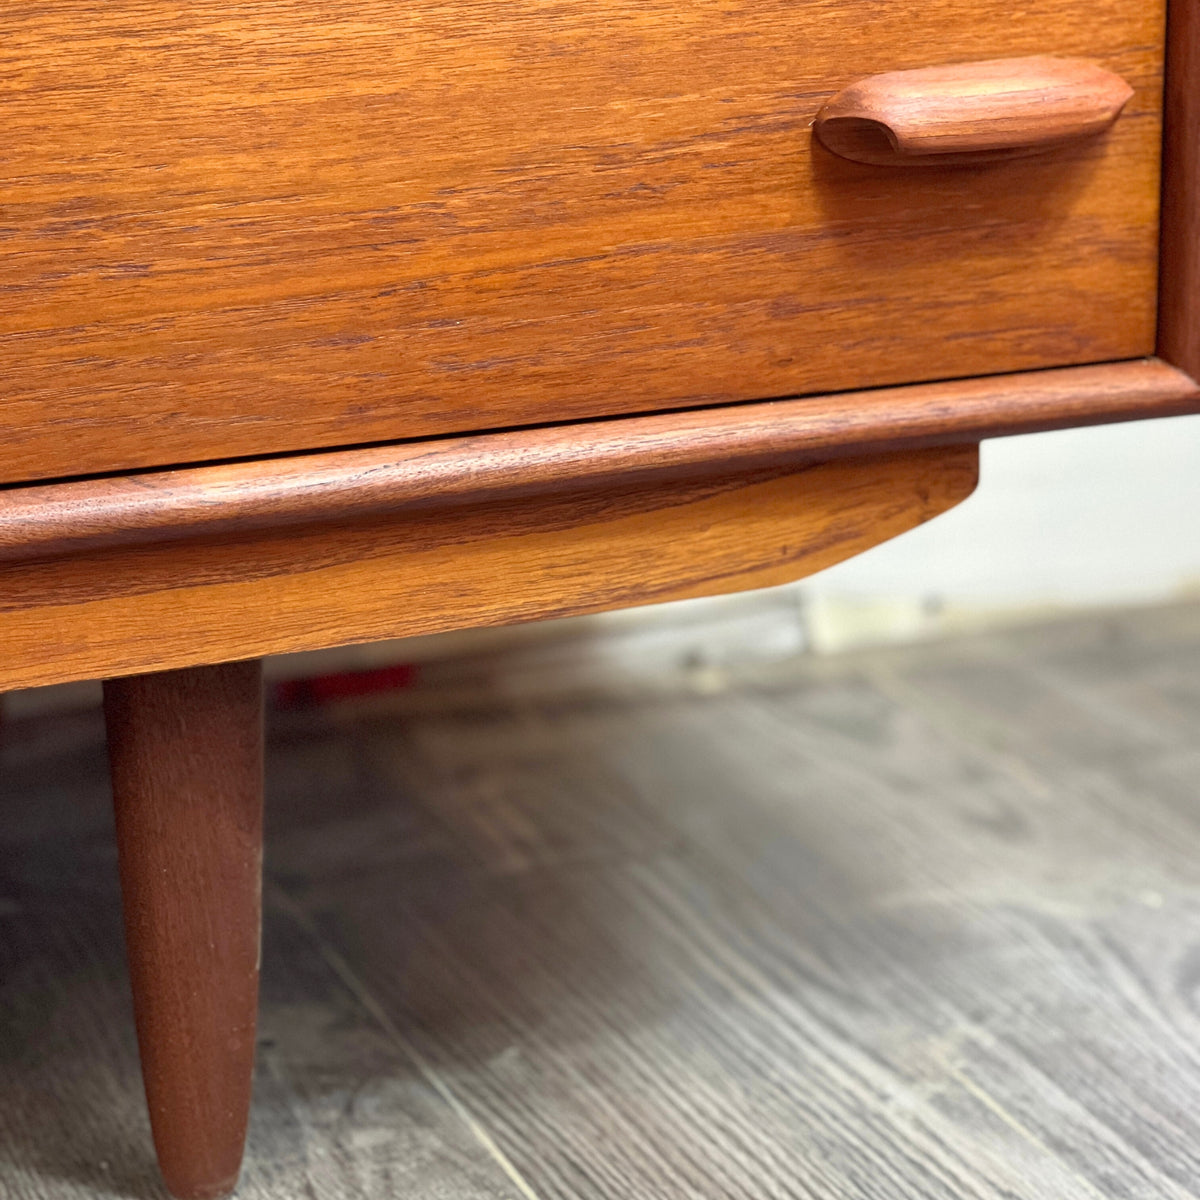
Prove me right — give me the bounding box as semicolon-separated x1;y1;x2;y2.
814;56;1134;166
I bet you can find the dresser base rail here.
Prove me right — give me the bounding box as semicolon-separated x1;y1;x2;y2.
0;358;1194;566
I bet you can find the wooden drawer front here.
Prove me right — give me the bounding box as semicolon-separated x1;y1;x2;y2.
1;1;1163;483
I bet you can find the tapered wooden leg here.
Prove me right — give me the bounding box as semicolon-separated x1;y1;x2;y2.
104;661;263;1200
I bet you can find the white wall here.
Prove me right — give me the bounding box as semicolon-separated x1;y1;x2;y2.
798;413;1200;650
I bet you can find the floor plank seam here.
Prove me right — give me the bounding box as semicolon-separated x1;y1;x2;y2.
265;882;544;1200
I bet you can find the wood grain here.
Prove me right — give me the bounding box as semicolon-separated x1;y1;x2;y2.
0;446;977;691
10;603;1200;1198
1159;0;1200;376
0;0;1164;484
815;56;1134;166
0;359;1191;565
264;602;1200;1200
104;662;263;1200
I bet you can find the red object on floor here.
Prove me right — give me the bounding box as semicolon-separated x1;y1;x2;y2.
272;663;417;710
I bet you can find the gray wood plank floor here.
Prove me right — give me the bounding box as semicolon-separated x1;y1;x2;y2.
4;601;1200;1199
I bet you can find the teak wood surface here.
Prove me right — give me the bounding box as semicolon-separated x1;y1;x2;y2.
0;0;1164;484
1160;0;1200;379
104;662;263;1200
0;446;977;692
814;56;1135;166
3;2;1199;1196
0;359;1191;565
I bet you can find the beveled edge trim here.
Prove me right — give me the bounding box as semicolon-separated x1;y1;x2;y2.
1;358;1196;565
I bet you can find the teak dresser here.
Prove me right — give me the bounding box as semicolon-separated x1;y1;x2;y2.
3;1;1200;1195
